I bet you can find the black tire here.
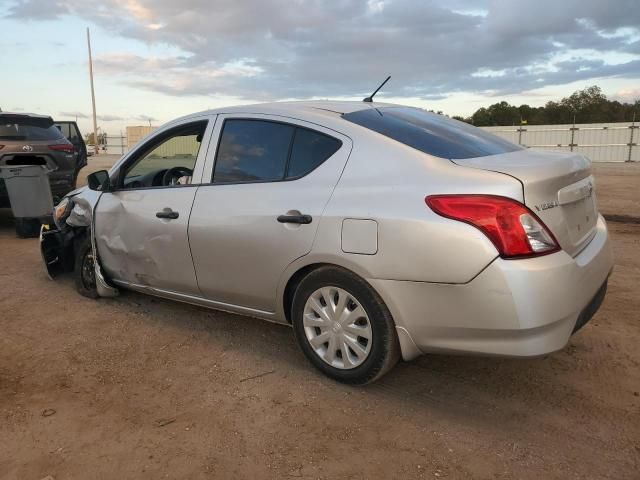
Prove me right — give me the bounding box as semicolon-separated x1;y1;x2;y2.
15;218;41;238
74;234;99;299
292;266;400;385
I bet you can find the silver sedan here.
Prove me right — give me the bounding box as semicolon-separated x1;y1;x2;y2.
41;101;613;384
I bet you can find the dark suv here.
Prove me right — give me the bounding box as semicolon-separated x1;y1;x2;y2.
0;113;87;210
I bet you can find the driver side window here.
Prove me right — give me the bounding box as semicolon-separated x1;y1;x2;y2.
122;121;207;189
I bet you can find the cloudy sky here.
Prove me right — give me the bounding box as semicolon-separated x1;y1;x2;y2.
1;0;639;134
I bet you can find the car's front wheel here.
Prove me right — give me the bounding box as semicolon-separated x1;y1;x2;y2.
292;266;400;385
74;234;99;299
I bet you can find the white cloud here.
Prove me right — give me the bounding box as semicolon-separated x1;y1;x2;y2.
59;111;89;118
612;88;640;103
6;0;640;101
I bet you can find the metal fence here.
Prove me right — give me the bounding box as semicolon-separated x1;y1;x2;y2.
481;121;639;162
103;127;155;155
104;134;127;156
104;130;195;158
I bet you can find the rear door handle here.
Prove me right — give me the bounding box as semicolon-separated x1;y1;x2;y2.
156;209;179;220
277;214;312;224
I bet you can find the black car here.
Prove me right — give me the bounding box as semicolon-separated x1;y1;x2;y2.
0;113;87;234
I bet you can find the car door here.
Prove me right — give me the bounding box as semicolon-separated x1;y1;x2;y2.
68;122;87;170
189;114;352;312
94;116;214;295
55;121;87;171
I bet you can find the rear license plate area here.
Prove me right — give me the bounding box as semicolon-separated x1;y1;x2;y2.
5;155;48;166
563;196;597;244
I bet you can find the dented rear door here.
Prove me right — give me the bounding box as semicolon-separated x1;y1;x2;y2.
188;114;352;312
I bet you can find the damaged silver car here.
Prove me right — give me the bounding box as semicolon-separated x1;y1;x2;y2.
41;101;613;384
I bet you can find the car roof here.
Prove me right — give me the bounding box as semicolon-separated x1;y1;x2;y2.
0;112;53;121
174;100;400;123
0;112;55;128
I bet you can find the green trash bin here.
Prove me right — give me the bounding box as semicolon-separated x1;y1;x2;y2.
0;165;54;238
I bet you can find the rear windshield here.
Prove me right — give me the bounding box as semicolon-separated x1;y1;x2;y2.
342;107;522;159
0;123;64;141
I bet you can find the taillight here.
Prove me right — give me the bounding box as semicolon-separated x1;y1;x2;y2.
48;143;74;154
425;194;559;259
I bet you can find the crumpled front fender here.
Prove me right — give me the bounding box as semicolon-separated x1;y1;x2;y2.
65;186;100;228
40;186;119;298
40;225;71;279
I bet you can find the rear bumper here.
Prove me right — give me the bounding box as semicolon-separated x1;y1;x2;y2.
370;214;614;360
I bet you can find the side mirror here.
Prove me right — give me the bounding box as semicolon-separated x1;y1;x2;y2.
87;170;111;191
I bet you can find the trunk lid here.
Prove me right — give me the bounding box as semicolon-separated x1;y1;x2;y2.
452;149;598;257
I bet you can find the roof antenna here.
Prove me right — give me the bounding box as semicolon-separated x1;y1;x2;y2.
363;75;391;103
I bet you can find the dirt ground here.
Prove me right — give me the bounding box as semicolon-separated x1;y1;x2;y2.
0;156;639;479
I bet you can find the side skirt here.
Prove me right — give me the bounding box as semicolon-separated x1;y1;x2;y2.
111;279;288;325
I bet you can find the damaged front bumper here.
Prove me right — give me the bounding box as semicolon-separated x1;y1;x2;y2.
39;223;119;297
40;224;75;279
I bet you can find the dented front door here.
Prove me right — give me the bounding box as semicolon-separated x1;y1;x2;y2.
91;116;214;296
94;187;200;295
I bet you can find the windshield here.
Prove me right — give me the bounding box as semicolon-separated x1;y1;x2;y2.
0;123;64;141
342;107;523;160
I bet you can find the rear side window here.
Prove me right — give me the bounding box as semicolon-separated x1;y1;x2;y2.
213;119;342;183
0;123;64;141
214;120;293;183
288;128;342;178
342;107;522;159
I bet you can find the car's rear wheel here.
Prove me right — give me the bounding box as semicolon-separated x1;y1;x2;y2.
74;234;99;299
292;266;400;385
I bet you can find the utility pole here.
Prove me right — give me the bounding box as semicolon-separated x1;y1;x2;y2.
87;27;99;156
628;112;636;163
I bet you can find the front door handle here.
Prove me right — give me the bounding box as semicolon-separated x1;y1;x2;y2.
277;214;312;224
156;209;179;220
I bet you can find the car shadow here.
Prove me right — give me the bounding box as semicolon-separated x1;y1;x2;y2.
98;281;603;438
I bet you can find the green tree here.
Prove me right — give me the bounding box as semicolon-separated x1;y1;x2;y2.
85;131;107;145
464;86;639;126
470;101;520;126
470;107;491;126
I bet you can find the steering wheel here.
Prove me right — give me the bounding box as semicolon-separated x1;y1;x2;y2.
162;166;193;186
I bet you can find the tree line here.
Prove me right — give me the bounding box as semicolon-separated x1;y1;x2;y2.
452;86;639;126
